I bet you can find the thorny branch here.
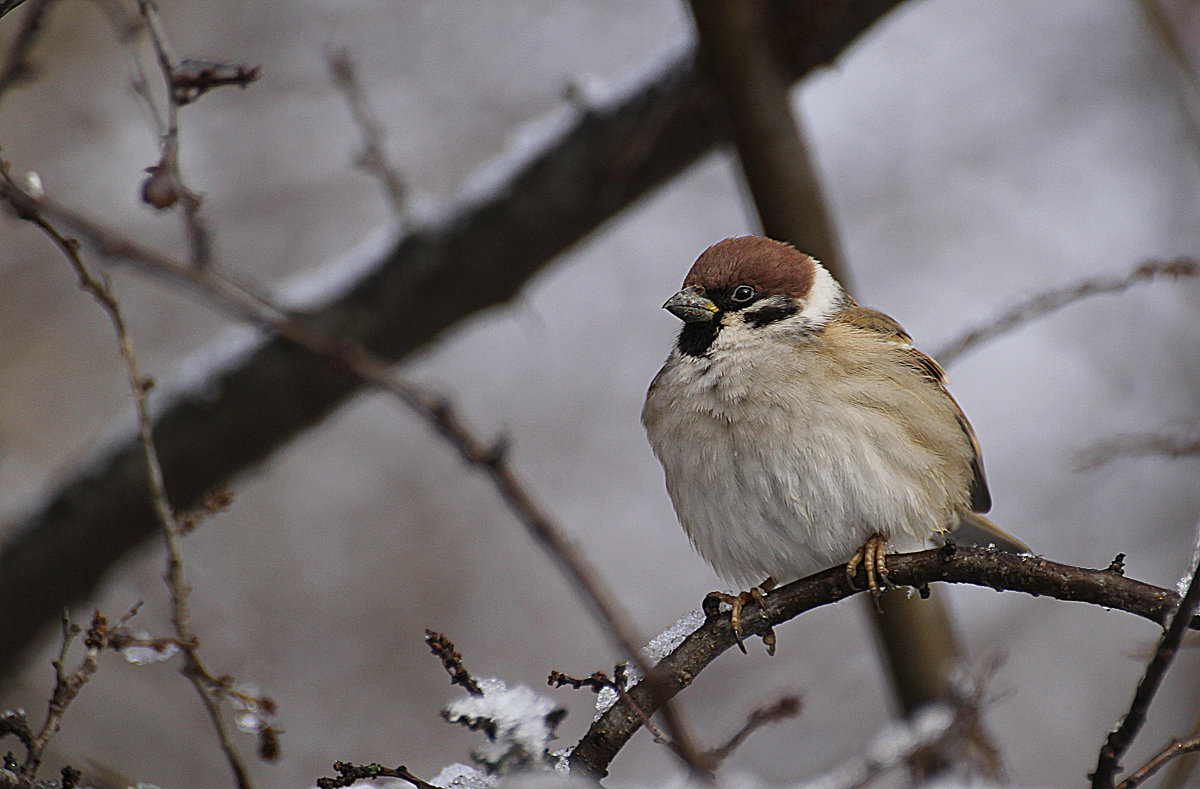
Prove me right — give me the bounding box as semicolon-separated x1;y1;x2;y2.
932;257;1199;366
1092;555;1200;789
568;546;1200;778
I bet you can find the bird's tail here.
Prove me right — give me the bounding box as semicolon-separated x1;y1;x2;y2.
949;510;1029;554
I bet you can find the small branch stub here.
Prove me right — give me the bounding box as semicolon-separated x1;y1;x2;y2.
424;630;483;697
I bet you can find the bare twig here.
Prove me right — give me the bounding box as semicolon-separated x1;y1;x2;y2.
90;0;143;42
424;631;484;697
171;58;260;105
706;695;802;765
548;669;674;750
21;613;100;779
1093;555;1200;788
0;0;904;676
791;703;969;789
1137;0;1200;157
1161;703;1200;789
1075;426;1200;470
0;172;708;775
569;546;1200;777
547;669;612;693
934;258;1199;366
5;181;255;788
0;0;52;103
132;0;215;267
316;762;437;789
1117;735;1200;789
327;47;407;216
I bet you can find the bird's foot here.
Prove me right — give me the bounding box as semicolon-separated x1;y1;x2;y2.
706;577;777;655
846;534;895;600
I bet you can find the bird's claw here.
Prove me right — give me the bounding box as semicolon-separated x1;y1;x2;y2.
708;578;776;655
846;533;895;603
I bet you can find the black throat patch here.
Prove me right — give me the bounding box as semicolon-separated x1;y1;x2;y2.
676;321;720;358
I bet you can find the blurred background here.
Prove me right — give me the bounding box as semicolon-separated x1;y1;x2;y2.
1;1;1199;786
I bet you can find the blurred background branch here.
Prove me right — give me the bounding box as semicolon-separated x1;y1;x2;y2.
683;0;992;777
0;0;902;678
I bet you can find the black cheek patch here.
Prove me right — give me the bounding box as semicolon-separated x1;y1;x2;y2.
744;302;799;328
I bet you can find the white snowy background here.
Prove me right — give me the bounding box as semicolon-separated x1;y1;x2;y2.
2;1;1199;787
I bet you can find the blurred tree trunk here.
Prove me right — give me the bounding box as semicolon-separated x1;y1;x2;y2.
684;0;998;777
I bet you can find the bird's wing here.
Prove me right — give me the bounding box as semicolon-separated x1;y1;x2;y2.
839;303;991;513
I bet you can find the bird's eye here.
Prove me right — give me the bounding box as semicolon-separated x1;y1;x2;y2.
730;285;756;304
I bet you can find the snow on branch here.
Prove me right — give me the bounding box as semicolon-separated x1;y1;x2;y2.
0;0;904;678
568;546;1200;779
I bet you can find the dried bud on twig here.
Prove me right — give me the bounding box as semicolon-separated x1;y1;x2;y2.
171;58;261;105
425;630;484;696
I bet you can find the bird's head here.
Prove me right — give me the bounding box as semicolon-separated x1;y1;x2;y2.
664;236;846;357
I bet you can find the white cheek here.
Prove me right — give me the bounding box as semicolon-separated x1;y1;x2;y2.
798;262;844;325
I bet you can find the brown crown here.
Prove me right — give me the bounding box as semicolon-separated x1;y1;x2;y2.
683;236;815;299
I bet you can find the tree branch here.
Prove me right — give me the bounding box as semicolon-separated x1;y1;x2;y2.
932;257;1198;367
0;0;903;676
0;0;52;103
1092;555;1200;788
0;0;30;24
568;546;1199;778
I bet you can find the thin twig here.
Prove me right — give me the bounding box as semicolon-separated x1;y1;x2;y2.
934;258;1199;366
791;703;967;789
133;0;213;267
1092;554;1200;788
424;631;484;697
0;0;52;103
1117;735;1200;789
0;167;709;775
1137;0;1200;159
327;47;408;216
5;181;256;788
316;761;438;789
1075;426;1200;471
548;669;677;750
1161;702;1200;789
0;0;903;674
705;695;801;765
22;614;99;778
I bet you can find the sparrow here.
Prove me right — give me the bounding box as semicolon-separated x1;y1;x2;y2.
642;236;1026;648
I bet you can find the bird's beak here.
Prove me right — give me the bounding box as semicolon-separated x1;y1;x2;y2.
663;286;719;323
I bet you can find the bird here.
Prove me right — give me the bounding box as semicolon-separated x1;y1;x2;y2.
642;236;1026;650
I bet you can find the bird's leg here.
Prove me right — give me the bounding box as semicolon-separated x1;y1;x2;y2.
846;533;894;596
707;577;777;655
